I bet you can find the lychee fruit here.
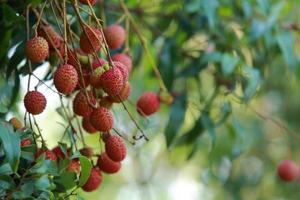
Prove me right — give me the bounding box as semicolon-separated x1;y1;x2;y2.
136;92;160;116
24;91;47;115
80;26;103;54
26;36;49;63
97;152;121;174
9;117;23;130
114;61;128;84
109;82;131;103
73;91;96;117
112;53;132;72
105;135;126;162
82;167;102;192
38;25;62;49
277;160;299;182
67;159;81;174
79;0;97;5
90;107;113;132
79;146;94;158
54;64;78;95
82;116;98;134
99;96;113;109
104;24;125;49
36;149;57;161
52;146;71;159
21;138;31;147
99;66;124;96
76;67;90;89
90;58;109;88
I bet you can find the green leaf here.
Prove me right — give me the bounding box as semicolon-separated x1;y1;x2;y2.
0;121;21;172
201;112;216;144
221;54;239;76
242;66;261;102
78;156;92;187
164;92;187;148
0;163;13;175
58;172;77;190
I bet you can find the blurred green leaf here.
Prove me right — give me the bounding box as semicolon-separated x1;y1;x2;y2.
78;156;92;187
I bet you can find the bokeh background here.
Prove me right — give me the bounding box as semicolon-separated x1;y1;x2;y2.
1;0;300;199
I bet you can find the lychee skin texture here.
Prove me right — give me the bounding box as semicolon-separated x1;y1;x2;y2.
36;150;57;161
104;24;126;50
82;167;102;192
112;53;132;72
26;37;49;63
21;138;31;147
100;66;124;96
105;135;126;162
114;61;128;84
54;64;78;95
9;117;23;130
90;107;113;132
97;152;121;174
136;92;160;116
90;58;108;88
79;147;94;158
76;68;90;89
73;91;96;117
24;91;47;115
79;0;96;5
109;82;131;103
38;25;62;49
80;27;103;54
52;146;71;160
82;116;98;134
67;159;81;174
277;160;300;182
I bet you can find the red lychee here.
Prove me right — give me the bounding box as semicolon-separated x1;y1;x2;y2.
80;26;103;54
76;67;90;89
52;146;71;160
104;24;125;49
21;138;31;147
112;53;132;72
105;135;126;162
277;160;299;182
26;36;49;63
67;159;81;174
82;116;98;134
79;146;94;158
79;0;97;5
36;149;57;161
114;61;128;84
109;82;131;103
99;66;124;96
90;107;113;132
54;64;78;95
90;58;109;88
99;96;113;109
73;91;96;117
82;167;102;192
136;92;160;116
97;152;121;174
24;91;47;115
38;25;62;49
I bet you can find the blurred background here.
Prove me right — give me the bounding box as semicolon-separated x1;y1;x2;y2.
1;0;300;199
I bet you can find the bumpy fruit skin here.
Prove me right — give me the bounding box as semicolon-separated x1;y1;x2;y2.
90;107;113;132
79;0;97;5
277;160;299;182
104;24;125;49
38;25;62;49
76;68;90;89
79;147;94;158
136;92;160;116
21;138;31;147
114;61;128;84
112;53;132;72
105;135;126;162
82;167;102;192
9;117;23;130
52;146;71;159
109;82;131;103
90;58;109;88
24;91;47;115
36;149;57;161
97;152;121;174
82;116;98;134
54;64;78;95
67;159;81;174
100;66;124;96
80;26;103;54
26;37;49;63
73;91;96;117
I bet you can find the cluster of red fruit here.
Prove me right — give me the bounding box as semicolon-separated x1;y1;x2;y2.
22;0;162;193
277;160;299;182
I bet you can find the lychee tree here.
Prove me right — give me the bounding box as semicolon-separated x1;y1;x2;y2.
0;0;300;199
